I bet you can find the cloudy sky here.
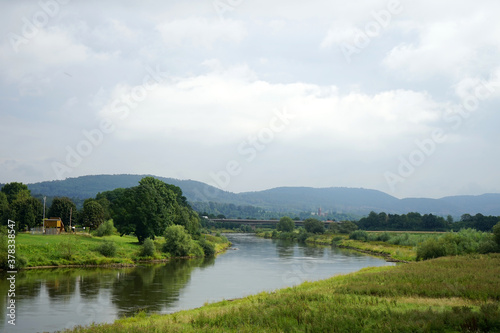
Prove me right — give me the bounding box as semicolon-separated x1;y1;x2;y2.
1;0;499;199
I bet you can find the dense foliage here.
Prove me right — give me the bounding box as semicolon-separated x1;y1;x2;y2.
97;177;201;243
303;218;325;234
277;216;294;232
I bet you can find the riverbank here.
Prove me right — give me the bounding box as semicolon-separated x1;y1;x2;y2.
8;233;231;269
64;253;500;332
257;231;418;262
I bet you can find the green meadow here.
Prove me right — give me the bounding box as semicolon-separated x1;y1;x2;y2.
12;232;230;268
63;254;500;332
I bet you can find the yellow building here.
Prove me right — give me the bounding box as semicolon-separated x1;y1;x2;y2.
44;217;65;234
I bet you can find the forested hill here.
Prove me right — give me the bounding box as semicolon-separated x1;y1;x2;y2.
23;174;500;217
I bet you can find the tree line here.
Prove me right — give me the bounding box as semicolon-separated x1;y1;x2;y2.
356;211;499;232
0;177;202;244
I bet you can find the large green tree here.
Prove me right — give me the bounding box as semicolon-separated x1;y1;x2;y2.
112;177;178;243
277;216;294;232
0;192;9;225
80;199;105;230
48;197;77;227
1;182;30;204
11;197;43;231
304;218;325;234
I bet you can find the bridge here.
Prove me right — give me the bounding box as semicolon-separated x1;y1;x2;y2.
208;219;336;227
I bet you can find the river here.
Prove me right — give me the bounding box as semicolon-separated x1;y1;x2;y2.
0;234;394;332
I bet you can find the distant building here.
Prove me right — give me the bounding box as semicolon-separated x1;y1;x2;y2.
44;217;65;235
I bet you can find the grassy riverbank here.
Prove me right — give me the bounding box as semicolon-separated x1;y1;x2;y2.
64;254;500;332
10;233;230;268
257;231;423;262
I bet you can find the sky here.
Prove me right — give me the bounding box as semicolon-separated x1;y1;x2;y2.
1;0;499;199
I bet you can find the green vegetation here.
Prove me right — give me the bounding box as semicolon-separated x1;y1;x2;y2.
358;211;500;232
163;225;197;257
64;254;500;332
93;219;117;237
416;228;499;260
0;231;230;269
276;216;294;232
140;238;156;257
303;218;325;234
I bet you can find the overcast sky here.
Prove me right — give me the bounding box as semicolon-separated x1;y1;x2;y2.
1;0;499;199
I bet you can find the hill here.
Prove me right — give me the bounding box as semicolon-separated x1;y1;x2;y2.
23;174;500;217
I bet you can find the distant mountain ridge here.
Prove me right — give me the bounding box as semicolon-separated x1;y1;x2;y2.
24;174;500;217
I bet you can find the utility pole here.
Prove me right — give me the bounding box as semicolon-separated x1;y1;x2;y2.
43;196;46;233
43;196;46;219
69;207;72;232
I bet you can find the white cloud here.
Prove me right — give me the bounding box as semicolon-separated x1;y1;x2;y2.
156;17;246;49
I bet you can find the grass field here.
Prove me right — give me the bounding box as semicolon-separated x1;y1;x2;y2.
63;254;500;332
13;233;230;268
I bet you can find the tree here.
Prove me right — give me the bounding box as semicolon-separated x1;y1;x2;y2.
112;177;177;243
304;218;325;234
11;197;43;231
0;192;9;225
1;182;30;204
163;225;192;256
81;199;105;230
48;197;77;227
493;221;500;247
338;220;358;234
277;216;294;232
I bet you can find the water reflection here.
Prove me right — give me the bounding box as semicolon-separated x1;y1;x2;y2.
0;234;392;332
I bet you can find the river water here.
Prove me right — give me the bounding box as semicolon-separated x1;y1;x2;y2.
0;234;394;332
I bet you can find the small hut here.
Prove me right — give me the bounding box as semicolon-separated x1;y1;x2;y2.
44;217;65;235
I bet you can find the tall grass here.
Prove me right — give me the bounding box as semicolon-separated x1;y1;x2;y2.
64;254;500;333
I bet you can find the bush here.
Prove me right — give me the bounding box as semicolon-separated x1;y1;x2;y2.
331;236;343;246
163;225;192;257
189;240;204;258
199;238;216;257
140;238;156;257
338;221;358;234
349;230;369;241
297;228;312;243
304;218;325;234
97;241;117;257
416;238;446;260
376;232;391;242
94;220;116;237
493;221;500;246
277;216;295;232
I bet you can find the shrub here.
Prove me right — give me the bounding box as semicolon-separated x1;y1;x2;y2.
304;218;325;234
97;241;117;257
493;221;500;246
277;216;295;232
349;230;369;241
189;240;204;257
331;236;343;246
338;221;358;234
94;220;116;237
297;228;312;243
376;232;391;242
416;238;446;260
163;225;192;257
140;238;156;257
199;238;216;257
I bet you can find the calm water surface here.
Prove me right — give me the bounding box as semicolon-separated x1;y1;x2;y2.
0;234;394;332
